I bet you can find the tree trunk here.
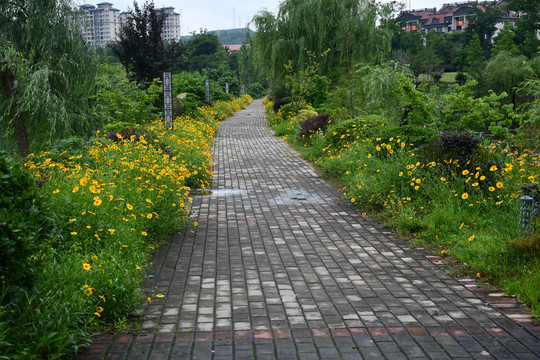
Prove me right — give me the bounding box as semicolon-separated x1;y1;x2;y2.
1;64;30;157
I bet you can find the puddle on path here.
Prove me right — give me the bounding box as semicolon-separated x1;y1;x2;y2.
192;189;249;197
268;189;326;205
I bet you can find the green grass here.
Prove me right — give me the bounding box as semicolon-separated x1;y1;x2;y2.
440;72;458;83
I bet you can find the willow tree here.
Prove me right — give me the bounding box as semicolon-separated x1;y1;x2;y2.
0;0;97;157
251;0;392;93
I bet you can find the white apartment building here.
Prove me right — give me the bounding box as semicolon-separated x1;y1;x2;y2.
79;2;181;46
79;2;121;46
157;7;181;41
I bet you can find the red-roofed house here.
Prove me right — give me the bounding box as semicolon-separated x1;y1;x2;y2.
396;0;518;36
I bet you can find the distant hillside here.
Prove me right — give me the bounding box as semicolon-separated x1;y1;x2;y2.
182;28;254;45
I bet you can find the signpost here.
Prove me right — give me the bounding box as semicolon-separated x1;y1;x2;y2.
205;78;210;103
163;71;173;129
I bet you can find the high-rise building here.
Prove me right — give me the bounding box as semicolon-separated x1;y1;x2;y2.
79;2;181;46
157;7;181;41
79;2;121;46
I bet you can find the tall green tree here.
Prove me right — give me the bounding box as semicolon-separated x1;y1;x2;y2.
251;0;392;90
465;2;502;59
0;0;98;157
109;0;183;86
505;0;540;58
493;23;520;56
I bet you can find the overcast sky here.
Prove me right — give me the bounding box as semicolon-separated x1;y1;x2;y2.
79;0;455;36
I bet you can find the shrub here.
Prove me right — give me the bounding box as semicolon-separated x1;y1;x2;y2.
299;114;330;137
0;152;51;305
436;132;482;165
247;83;267;99
304;75;329;107
291;108;318;128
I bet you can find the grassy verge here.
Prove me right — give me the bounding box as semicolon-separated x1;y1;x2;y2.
264;98;540;319
0;95;252;359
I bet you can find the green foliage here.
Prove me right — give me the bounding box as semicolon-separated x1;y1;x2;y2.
171;71;229;106
0;0;99;156
493;23;520;56
464;33;485;81
246;83;267;99
251;0;392;87
93;63;162;124
0;152;50;305
304;75;330;107
109;0;183;86
481;51;533;105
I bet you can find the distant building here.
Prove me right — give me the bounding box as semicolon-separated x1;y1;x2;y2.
396;0;518;38
79;2;180;46
157;7;181;41
79;2;121;47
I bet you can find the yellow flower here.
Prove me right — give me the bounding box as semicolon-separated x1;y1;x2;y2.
472;182;478;187
80;178;88;186
460;222;464;229
147;213;153;219
496;182;503;188
462;170;469;175
71;231;78;236
367;154;372;158
83;261;92;272
440;177;446;182
441;250;448;256
84;287;94;296
72;186;79;193
126;203;133;210
156;294;165;298
93;312;101;317
108;229;115;234
489;165;498;171
480;176;486;181
69;218;77;222
468;235;475;242
461;193;469;200
489;186;495;192
96;306;104;313
53;189;60;194
147;297;152;303
351;198;355;203
142;231;147;236
94;198;103;206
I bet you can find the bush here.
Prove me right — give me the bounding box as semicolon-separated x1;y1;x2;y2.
299;114;330;137
0;152;51;305
305;75;329;107
247;83;267;99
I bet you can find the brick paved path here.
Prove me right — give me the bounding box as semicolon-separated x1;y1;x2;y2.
80;100;540;359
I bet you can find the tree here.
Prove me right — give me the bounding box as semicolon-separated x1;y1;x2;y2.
109;0;183;86
464;33;485;81
176;32;227;73
251;0;392;91
465;2;503;59
505;0;540;58
493;23;520;56
482;51;533;106
0;0;98;157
